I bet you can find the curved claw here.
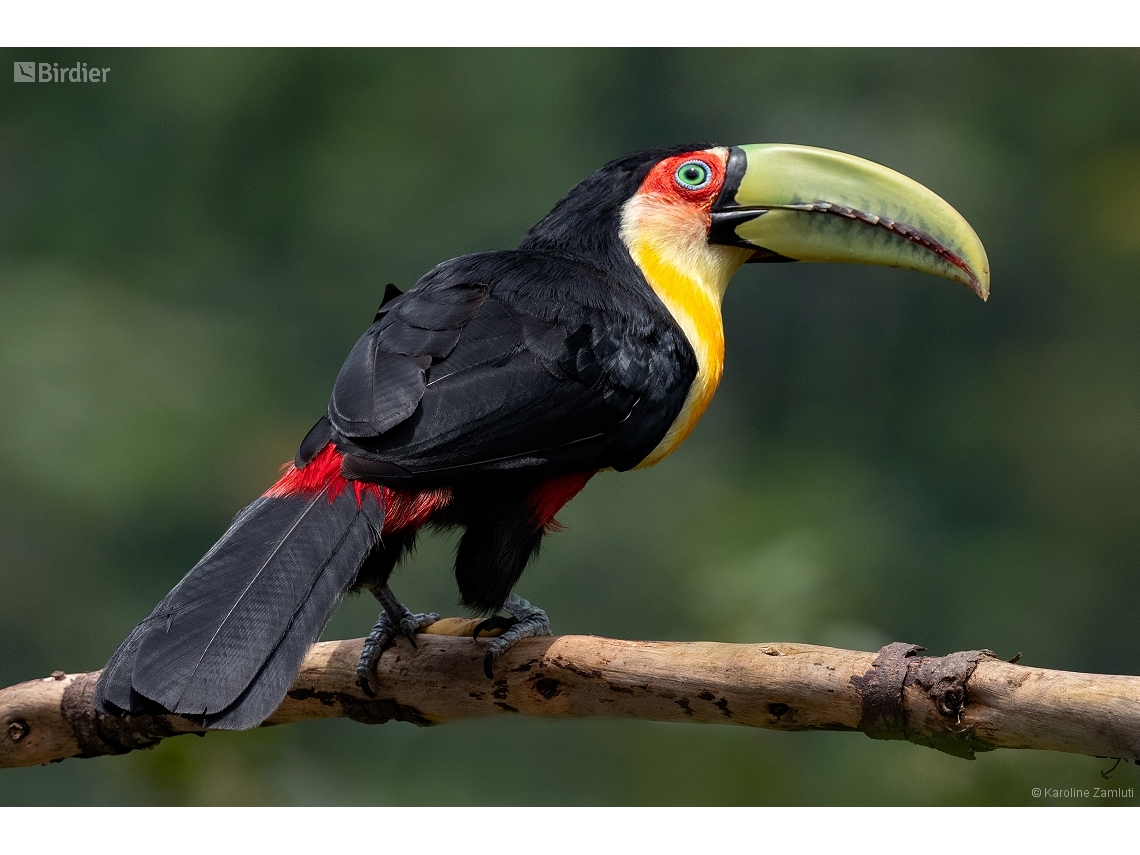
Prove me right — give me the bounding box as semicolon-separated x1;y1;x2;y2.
480;595;552;678
472;614;517;640
357;644;386;697
356;672;377;698
356;608;438;696
483;649;497;680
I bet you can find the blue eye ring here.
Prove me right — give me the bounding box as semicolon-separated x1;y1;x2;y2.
674;159;712;190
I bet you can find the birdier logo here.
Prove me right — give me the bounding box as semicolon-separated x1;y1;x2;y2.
13;62;110;83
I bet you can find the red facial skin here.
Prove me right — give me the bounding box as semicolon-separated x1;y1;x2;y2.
634;149;728;216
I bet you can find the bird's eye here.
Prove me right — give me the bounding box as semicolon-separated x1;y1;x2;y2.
674;160;711;190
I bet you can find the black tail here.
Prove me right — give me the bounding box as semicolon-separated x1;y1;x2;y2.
94;485;383;730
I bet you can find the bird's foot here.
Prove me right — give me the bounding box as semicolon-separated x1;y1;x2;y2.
473;593;552;678
356;594;439;697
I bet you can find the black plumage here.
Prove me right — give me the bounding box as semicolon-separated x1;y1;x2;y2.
95;144;708;729
96;487;384;729
333;250;696;483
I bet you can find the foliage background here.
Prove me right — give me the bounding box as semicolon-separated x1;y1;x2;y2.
1;48;1138;805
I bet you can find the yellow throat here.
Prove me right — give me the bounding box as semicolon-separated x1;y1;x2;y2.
619;192;752;468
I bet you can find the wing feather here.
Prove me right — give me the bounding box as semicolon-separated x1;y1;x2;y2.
328;251;697;484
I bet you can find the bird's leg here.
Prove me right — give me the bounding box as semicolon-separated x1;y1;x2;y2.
473;592;552;678
355;584;439;697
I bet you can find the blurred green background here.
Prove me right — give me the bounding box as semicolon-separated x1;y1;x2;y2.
1;48;1138;805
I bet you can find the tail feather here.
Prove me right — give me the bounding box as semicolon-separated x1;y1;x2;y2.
96;620;150;712
201;518;376;729
94;485;384;729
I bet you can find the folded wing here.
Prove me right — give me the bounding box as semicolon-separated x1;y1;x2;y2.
324;251;697;485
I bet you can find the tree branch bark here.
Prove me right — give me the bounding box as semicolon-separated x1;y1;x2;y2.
2;618;1138;769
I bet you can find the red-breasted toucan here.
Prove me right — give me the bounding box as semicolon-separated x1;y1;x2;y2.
95;143;989;729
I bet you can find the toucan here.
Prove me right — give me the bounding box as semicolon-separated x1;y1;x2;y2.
94;143;989;730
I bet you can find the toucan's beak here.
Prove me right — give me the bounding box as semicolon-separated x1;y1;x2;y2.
710;144;990;300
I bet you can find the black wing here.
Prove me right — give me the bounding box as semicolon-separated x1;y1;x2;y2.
320;250;697;486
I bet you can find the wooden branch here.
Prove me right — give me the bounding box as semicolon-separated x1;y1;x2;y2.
2;618;1138;769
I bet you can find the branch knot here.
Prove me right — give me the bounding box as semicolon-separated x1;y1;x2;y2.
61;672;180;757
851;643;997;759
